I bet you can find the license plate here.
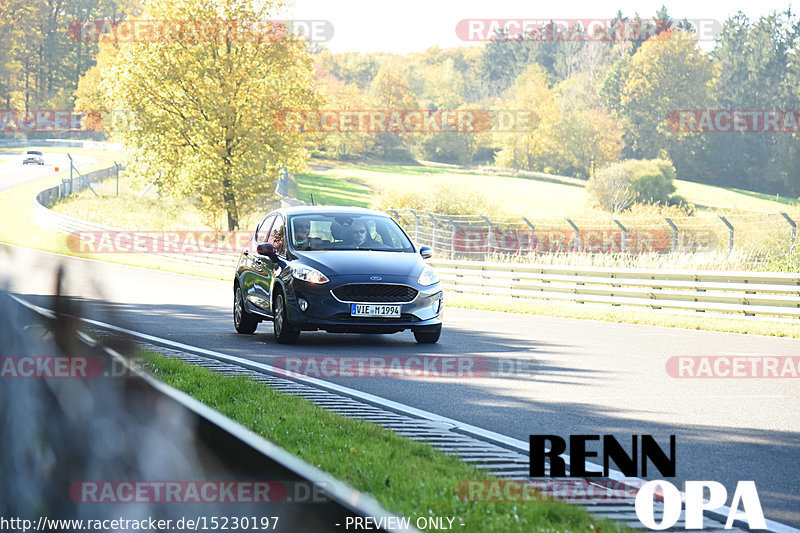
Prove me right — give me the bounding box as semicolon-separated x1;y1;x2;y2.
351;304;400;317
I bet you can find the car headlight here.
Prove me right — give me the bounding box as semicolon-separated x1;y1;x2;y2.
292;264;330;284
417;265;440;286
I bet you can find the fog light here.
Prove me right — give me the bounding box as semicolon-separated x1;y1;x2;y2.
298;298;309;312
433;298;442;314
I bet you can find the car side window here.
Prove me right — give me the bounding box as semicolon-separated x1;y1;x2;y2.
268;215;286;255
256;215;276;244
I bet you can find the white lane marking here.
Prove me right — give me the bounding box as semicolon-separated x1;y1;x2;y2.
9;293;800;533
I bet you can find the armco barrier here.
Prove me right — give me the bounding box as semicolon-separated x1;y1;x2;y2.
34;163;238;269
32;166;800;319
429;259;800;319
2;292;411;532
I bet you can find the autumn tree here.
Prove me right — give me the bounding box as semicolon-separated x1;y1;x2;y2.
493;64;560;171
314;74;374;158
619;30;715;161
711;10;800;195
550;74;623;177
100;0;320;230
367;66;418;160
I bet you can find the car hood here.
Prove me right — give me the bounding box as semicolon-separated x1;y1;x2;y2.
291;250;424;277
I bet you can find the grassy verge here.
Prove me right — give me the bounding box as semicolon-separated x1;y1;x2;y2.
446;293;800;338
298;159;795;215
5;154;797;336
293;171;372;207
0;148;230;280
142;350;625;533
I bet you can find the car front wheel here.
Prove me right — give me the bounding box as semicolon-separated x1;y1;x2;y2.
413;324;441;344
234;285;258;334
273;292;300;344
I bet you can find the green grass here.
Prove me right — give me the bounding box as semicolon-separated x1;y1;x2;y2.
0;148;230;280
143;351;626;533
673;179;795;212
53;172;212;231
446;293;800;339
297;160;795;216
293;171;372;207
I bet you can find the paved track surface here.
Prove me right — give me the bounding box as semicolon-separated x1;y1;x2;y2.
2;244;799;527
0;151;95;193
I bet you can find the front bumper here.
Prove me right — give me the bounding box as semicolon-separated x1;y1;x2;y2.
285;277;443;333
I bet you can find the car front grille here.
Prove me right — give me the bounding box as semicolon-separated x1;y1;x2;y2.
332;284;418;303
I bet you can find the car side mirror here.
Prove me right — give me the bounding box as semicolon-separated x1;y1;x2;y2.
256;243;277;257
419;246;433;259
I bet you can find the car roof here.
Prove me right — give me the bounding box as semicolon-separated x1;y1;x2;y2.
280;205;391;218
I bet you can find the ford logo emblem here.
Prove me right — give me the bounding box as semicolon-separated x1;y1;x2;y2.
370;276;382;281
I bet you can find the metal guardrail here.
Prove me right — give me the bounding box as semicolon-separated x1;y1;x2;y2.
4;293;411;532
430;259;800;319
0;138;124;150
32;166;800;318
34;163;238;269
388;208;800;259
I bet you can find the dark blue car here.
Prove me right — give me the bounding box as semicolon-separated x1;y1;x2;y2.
233;206;443;344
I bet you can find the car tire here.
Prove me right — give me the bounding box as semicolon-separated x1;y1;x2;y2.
413;324;441;344
273;291;300;344
234;285;258;334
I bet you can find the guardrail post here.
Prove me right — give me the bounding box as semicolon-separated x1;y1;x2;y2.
565;218;580;252
664;217;678;251
613;219;627;253
114;161;120;197
409;209;420;243
446;215;460;259
780;212;796;252
480;215;494;257
522;216;535;255
426;212;437;252
68;153;74;195
719;215;734;252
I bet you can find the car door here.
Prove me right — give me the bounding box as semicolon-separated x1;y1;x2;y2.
253;213;287;316
241;214;276;313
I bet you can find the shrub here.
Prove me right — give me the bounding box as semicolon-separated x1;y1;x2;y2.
587;163;635;212
417;133;474;165
665;194;696;215
370;182;499;215
627;158;676;204
588;158;679;212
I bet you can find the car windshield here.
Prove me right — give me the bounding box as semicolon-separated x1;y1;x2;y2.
26;151;42;155
289;214;414;252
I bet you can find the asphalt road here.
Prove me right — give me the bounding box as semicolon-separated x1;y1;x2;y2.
0;150;95;193
2;244;799;527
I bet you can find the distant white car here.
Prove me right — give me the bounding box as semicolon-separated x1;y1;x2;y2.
22;150;44;165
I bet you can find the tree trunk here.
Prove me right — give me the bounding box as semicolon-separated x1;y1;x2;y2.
223;178;239;231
